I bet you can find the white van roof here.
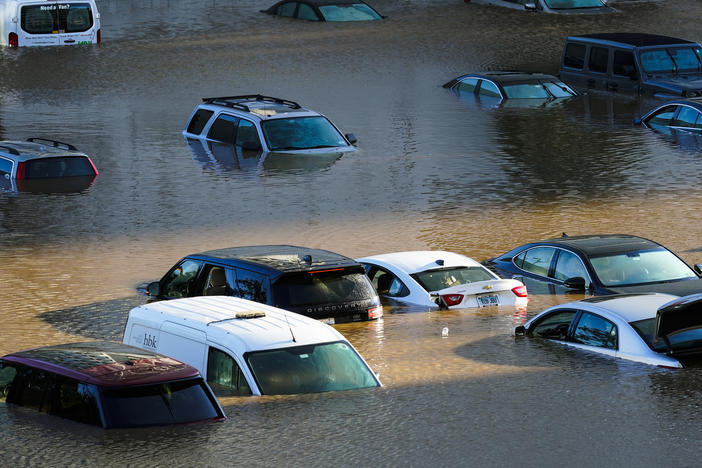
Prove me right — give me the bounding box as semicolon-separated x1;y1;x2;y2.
128;296;347;353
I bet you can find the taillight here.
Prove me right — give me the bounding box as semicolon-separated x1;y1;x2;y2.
87;158;99;175
8;32;17;47
96;29;101;44
511;285;528;298
367;305;382;319
441;294;464;307
16;162;25;179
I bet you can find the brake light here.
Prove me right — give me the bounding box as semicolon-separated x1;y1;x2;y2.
87;157;99;175
367;305;382;319
15;162;25;179
511;285;528;298
8;32;17;47
96;29;100;44
441;294;464;307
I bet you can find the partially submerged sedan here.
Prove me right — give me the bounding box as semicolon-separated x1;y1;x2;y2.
357;251;528;309
516;293;702;368
466;0;614;14
635;98;702;142
261;0;384;21
443;72;577;100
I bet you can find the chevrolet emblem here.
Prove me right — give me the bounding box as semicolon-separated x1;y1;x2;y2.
482;285;493;290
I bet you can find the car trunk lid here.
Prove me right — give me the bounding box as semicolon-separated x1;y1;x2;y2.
654;293;702;356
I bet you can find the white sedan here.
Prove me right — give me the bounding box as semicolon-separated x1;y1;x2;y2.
516;293;702;368
357;251;528;309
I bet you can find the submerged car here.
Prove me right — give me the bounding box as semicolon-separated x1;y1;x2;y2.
443;72;577;100
357;251;528;309
560;33;702;97
483;234;702;296
466;0;614;14
516;293;702;368
142;245;382;323
183;95;357;156
0;341;225;428
261;0;384;21
123;296;382;395
636;98;702;132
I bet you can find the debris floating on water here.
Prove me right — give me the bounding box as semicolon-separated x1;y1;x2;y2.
441;327;449;337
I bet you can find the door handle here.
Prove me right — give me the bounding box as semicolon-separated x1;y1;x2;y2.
64;39;75;43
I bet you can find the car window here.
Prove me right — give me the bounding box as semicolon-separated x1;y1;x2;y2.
553;250;589;283
273;270;375;307
530;310;577;340
516;247;557;277
207;114;239;143
297;3;319;20
572;312;617;349
672;106;701;128
478;80;501;98
639;49;676;74
318;4;382;21
0;157;12;176
186;109;214;135
669;47;701;73
647;106;677;126
367;267;409;297
206;347;252;396
235;268;269;303
260;116;347;151
8;366;52;412
277;2;297;16
502;84;550;99
563;43;586;69
61;4;94;33
588;46;609;73
545;0;605;7
234;119;260;148
201;265;233;296
457;78;478;93
411;267;495;292
162;259;203;298
0;363;17;403
53;379;101;426
590;248;697;287
24;156;96;179
543;81;576;98
21;3;93;34
612;50;636;77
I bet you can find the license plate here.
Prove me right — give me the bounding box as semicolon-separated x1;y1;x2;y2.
477;294;499;307
320;317;335;325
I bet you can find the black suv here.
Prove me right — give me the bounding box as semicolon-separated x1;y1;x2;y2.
560;33;702;97
143;245;382;323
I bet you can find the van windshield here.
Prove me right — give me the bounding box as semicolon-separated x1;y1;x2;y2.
246;341;379;394
273;269;375;308
25;157;96;179
21;3;94;34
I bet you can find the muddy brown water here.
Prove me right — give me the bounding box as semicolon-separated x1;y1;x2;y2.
2;0;702;465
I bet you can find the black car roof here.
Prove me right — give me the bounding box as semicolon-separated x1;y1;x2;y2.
571;33;695;48
537;234;662;257
192;245;360;272
443;71;562;88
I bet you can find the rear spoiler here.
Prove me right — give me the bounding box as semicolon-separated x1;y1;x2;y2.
653;293;702;356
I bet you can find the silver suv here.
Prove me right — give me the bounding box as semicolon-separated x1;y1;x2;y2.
182;94;357;154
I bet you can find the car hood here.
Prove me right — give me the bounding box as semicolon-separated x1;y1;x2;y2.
606;279;702;296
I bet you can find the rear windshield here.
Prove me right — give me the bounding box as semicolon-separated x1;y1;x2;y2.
411;266;495;292
246;341;379;394
100;378;221;428
25;156;96;179
318;4;382;21
21;3;94;34
273;269;375;308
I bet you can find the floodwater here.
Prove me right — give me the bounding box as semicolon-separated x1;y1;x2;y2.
3;0;702;465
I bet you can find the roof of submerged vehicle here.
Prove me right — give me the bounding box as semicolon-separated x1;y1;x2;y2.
0;139;89;162
1;341;199;387
129;296;346;353
193;245;361;272
578;293;679;322
569;33;696;48
357;251;482;275
199;95;319;121
526;234;664;257
443;71;566;88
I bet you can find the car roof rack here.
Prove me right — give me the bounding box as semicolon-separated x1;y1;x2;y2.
0;145;19;156
202;94;302;112
26;137;78;151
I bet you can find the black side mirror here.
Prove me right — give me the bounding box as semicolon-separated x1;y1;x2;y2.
515;325;526;336
523;2;537;10
694;264;702;277
564;276;586;290
241;141;262;151
345;133;357;145
146;281;161;297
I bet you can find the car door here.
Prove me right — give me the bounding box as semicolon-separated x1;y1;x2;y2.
586;46;610;90
57;1;98;45
17;1;60;46
205;346;254;396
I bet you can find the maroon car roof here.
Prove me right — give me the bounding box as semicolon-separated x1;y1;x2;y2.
1;341;199;387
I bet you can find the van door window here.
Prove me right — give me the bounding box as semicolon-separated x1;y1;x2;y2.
162;260;203;298
207;114;239;143
563;43;586;69
206;347;252;396
588;47;609;73
235;269;269;303
60;4;94;32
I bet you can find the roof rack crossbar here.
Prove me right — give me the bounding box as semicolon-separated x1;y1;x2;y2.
202;94;302;110
0;145;19;156
26;138;78;151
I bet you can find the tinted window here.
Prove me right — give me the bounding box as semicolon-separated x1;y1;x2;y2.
0;363;17;403
478;80;501;98
647;106;677;126
0;157;12;175
235;268;269;303
61;4;93;32
553;250;589;283
530;310;577;339
612;51;636;77
273;270;375;308
297;3;319;20
207;347;252;396
162;259;203;298
672;106;701;128
207;114;238;143
234;119;260;148
100;378;221;428
201;265;233;296
186;109;214;135
318;4;382;21
277;2;297;16
563;43;586;69
457;78;478;93
52;379;101;426
588;47;609;73
7;366;53;411
21;3;93;34
519;247;557;277
411;267;495;292
24;157;96;179
572;312;617;349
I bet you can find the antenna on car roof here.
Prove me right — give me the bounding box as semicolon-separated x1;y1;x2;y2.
283;310;297;343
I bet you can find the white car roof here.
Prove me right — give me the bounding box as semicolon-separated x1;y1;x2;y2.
357;250;482;275
577;293;680;323
129;296;345;353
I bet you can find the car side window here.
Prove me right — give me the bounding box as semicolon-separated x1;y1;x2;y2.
235;268;269;303
0;157;12;176
0;363;17;403
367;267;409;297
186;109;214;135
572;312;617;350
563;43;586;69
207;114;239;143
478;80;501;98
458;78;479;93
672;106;700;128
530;310;577;340
53;379;101;426
9;367;54;412
201;265;233;296
517;247;556;277
553;250;589;284
162;260;203;298
234;119;260;148
277;2;297;16
206;347;252;396
647;106;678;126
612;50;636;77
588;46;609;73
297;3;319;20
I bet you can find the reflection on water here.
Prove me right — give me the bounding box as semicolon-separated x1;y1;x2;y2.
2;0;702;465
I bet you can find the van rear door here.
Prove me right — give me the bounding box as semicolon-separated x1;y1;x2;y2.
17;1;60;46
17;1;98;46
653;293;702;356
56;1;98;45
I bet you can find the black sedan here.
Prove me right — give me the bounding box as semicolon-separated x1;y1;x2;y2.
635;98;702;147
482;234;702;296
261;0;384;21
443;71;577;100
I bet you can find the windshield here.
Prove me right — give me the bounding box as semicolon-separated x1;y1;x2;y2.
319;4;382;21
411;266;495;292
261;117;348;151
639;47;702;74
590;248;697;287
502;82;575;99
543;0;605;8
273;269;375;308
100;378;222;428
246;341;379;394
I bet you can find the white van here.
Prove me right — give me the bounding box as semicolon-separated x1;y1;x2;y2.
122;296;381;396
0;0;100;47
